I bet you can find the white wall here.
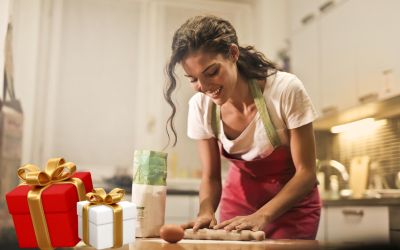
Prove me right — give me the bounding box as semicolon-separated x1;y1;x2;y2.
253;0;289;63
11;0;43;166
0;0;10;99
51;0;142;170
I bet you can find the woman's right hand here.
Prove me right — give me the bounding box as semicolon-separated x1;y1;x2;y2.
180;213;217;231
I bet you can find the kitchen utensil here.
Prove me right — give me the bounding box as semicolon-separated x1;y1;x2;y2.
349;156;370;198
363;189;400;198
317;172;325;198
184;229;265;241
396;172;400;189
330;175;340;199
340;189;354;198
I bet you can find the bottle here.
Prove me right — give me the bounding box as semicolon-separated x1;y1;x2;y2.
330;175;340;199
317;172;325;199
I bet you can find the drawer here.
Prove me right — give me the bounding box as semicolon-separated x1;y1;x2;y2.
327;206;389;243
389;206;400;230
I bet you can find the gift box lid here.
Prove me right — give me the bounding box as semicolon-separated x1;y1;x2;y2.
6;172;93;214
77;201;136;226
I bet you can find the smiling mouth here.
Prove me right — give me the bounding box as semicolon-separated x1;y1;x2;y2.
208;87;222;96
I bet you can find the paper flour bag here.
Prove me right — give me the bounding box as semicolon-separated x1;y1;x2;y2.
132;150;167;237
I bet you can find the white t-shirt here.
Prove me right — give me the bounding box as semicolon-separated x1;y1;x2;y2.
187;70;318;161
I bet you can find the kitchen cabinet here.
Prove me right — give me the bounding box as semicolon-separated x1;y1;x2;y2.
291;21;321;116
326;205;390;243
165;195;196;225
165;194;220;226
317;200;400;244
320;0;358;114
355;0;400;102
288;0;318;33
290;0;400;120
315;207;326;240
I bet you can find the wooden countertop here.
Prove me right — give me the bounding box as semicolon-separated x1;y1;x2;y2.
72;238;367;250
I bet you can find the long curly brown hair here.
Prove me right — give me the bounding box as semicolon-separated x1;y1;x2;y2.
164;14;281;148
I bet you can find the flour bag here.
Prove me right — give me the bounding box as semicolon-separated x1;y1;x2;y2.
132;150;168;237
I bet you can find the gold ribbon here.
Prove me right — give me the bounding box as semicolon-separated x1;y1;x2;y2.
17;158;86;250
82;188;125;249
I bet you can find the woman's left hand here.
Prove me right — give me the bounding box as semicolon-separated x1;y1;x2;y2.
213;212;269;232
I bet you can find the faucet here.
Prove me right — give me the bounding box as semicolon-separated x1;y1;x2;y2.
318;160;353;197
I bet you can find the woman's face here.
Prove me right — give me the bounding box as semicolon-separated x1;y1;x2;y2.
180;46;239;105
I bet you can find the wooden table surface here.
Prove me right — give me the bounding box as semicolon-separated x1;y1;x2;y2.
71;238;368;250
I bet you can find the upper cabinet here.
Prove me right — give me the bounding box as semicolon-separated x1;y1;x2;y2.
290;0;400;119
291;21;321;116
355;0;400;102
320;0;358;114
288;0;318;33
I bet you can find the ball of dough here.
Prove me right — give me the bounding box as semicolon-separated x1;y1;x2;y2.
160;224;184;243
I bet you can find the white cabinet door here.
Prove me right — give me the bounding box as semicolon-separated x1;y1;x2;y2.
189;196;199;222
316;206;326;240
320;0;358;114
291;21;321;116
165;195;203;226
165;195;191;225
355;0;400;102
327;206;390;243
288;0;318;33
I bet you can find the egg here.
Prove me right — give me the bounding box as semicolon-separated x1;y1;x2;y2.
160;224;184;243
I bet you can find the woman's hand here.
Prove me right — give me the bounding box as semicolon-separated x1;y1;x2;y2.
180;213;218;231
213;212;269;232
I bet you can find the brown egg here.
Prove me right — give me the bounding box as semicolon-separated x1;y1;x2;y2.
160;224;184;243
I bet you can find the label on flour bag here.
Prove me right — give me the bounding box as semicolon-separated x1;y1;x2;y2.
136;207;145;224
135;206;146;237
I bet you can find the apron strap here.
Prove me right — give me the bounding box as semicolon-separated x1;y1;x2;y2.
248;78;282;149
211;78;282;149
211;103;221;139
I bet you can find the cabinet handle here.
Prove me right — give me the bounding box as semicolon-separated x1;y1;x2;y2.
358;92;378;103
319;0;335;13
322;106;338;114
342;209;364;216
301;13;315;25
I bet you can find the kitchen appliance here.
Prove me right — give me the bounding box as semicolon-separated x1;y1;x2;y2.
349;156;370;198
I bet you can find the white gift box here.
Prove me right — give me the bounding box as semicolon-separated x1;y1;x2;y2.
77;201;136;249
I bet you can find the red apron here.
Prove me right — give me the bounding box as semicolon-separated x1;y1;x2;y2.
212;79;322;240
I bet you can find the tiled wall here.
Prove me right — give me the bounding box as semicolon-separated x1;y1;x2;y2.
315;114;400;190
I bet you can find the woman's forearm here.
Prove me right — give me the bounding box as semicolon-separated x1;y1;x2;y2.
258;168;316;223
196;139;222;217
258;123;319;223
198;178;222;216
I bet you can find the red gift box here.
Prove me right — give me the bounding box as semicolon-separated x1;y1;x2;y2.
6;168;93;248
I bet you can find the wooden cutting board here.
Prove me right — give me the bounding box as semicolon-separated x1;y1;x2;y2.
349;156;370;198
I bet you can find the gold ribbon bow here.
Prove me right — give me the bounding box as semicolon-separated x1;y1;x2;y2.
82;188;126;249
18;158;86;250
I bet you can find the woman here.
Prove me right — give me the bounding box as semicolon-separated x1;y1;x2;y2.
164;14;321;239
